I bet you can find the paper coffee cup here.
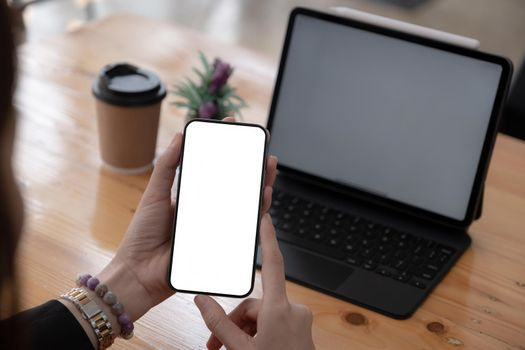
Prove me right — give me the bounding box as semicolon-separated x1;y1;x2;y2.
92;63;166;174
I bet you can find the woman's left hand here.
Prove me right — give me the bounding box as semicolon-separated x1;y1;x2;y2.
97;118;277;323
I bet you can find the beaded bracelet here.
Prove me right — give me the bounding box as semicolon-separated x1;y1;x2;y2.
76;273;135;339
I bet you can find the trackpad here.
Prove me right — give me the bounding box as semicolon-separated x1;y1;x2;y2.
258;241;352;290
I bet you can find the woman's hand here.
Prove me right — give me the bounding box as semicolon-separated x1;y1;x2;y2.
97;117;278;324
96;132;183;323
194;214;316;350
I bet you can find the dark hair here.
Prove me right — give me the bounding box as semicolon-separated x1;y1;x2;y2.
0;0;18;348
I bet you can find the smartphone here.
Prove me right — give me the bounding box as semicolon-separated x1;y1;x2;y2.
168;119;268;297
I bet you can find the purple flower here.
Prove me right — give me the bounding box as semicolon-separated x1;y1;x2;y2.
198;101;218;119
209;58;233;94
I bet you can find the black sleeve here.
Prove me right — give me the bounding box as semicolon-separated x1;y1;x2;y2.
3;300;94;350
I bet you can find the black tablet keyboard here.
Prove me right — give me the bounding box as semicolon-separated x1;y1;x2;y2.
269;189;456;290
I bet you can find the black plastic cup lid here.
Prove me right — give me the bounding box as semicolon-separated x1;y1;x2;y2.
92;63;167;106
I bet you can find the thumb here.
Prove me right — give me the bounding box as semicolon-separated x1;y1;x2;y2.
194;295;252;350
141;132;183;205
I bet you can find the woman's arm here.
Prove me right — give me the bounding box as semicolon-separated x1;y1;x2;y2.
2;300;93;350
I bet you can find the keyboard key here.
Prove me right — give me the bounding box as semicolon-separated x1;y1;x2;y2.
335;212;346;220
311;233;325;242
425;240;436;249
276;229;344;260
327;238;339;247
410;280;427;289
411;257;425;266
438;245;455;256
297;227;308;236
313;223;325;232
360;248;374;258
378;253;392;264
426;263;439;271
397;241;408;249
320;207;331;215
377;267;391;277
344;244;358;253
318;214;329;222
427;249;438;260
379;235;391;244
377;245;387;253
362;260;377;270
394;271;411;283
275;191;287;200
421;270;435;280
413;244;425;255
333;219;344;227
329;228;340;237
394;250;409;259
281;222;293;232
345;233;358;242
364;230;378;239
361;239;372;247
437;254;449;265
392;259;408;270
346;256;362;266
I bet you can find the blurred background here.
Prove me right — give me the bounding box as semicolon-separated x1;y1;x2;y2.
9;0;525;64
8;0;525;138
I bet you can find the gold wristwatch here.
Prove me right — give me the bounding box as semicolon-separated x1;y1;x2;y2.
60;287;114;349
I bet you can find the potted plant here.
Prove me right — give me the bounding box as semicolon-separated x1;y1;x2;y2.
173;52;247;121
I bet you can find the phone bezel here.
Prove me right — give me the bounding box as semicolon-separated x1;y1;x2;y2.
167;119;269;298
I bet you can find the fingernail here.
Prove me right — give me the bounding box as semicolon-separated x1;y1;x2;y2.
194;295;207;308
270;155;278;163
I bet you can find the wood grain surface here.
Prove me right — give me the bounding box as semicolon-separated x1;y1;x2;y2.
12;13;525;349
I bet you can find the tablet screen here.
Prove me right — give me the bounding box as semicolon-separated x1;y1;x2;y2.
269;12;505;221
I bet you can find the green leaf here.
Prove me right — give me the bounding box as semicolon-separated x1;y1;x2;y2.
174;102;193;108
192;67;206;83
199;51;211;76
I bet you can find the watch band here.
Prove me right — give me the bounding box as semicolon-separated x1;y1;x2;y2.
60;287;115;349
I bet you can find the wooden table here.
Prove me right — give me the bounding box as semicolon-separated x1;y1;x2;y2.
13;13;525;349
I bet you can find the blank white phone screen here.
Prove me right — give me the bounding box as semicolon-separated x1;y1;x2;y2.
170;121;267;296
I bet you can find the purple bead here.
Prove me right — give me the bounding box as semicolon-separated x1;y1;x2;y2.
86;277;100;291
78;274;92;287
111;302;124;316
118;312;131;326
121;322;134;335
103;291;117;305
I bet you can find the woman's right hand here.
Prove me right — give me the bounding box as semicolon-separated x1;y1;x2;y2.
194;214;316;350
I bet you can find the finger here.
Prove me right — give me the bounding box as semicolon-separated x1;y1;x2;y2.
223;117;236;122
141;133;183;204
265;155;278;188
261;186;273;214
242;323;257;337
207;298;260;350
260;214;287;303
194;295;251;350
